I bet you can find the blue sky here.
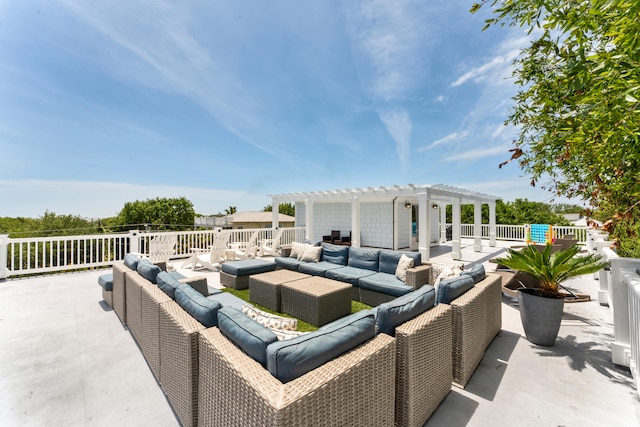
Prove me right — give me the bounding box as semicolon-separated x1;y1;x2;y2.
0;1;570;219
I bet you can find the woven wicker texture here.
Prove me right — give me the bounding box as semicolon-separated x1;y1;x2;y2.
405;263;432;288
359;288;397;306
220;270;250;290
140;285;171;381
112;262;132;325
179;276;209;296
101;288;113;308
198;328;396;427
125;271;149;344
450;273;502;388
249;270;310;311
280;277;352;326
159;301;205;427
395;304;453;427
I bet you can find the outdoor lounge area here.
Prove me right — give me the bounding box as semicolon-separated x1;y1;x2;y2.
0;238;638;426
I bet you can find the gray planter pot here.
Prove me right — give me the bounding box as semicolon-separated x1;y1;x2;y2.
517;288;564;346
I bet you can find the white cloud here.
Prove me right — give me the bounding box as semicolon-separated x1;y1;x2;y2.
378;108;412;166
435;95;445;103
417;131;468;152
444;144;510;162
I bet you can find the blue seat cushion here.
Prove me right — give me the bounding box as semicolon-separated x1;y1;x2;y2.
169;271;186;281
217;306;278;367
374;285;435;336
436;275;475;305
98;273;113;291
298;261;344;277
325;266;376;286
266;310;375;383
136;258;162;284
221;259;276;276
274;257;302;271
461;263;486;284
123;253;140;270
347;247;380;272
157;271;182;298
320;243;349;265
208;292;248;310
175;284;222;328
358;273;413;297
378;251;421;275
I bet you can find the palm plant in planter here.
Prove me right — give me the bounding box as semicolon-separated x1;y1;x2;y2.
496;243;606;346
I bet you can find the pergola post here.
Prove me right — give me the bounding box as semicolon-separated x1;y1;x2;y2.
305;200;314;241
489;201;497;247
439;203;447;244
473;201;482;252
451;198;462;260
351;197;361;248
417;191;430;260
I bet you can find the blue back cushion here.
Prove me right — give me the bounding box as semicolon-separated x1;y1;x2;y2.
217;306;278;366
136;258;162;284
436;275;475;304
123;253;139;270
347;247;380;272
175;284;222;327
157;271;181;299
378;251;422;275
321;242;349;265
375;285;435;336
461;263;486;284
266;311;375;383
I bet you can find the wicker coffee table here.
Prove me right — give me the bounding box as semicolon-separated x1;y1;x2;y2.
280;277;352;327
249;270;310;312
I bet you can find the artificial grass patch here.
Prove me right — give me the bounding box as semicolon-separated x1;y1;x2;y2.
220;287;372;333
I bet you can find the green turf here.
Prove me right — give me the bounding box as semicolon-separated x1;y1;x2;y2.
220;288;372;332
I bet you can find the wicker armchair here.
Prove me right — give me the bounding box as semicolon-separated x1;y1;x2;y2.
450;273;502;387
112;261;134;325
197;328;396;427
394;304;453;427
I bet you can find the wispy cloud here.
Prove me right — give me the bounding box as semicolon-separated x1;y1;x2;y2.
378;108;412;166
444;144;511;162
417;131;468;152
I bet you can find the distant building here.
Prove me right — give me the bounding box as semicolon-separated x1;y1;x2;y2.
194;211;295;230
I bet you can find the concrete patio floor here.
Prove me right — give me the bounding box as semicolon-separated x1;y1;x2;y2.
0;239;638;426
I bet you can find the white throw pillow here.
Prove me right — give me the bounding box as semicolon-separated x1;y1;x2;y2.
433;265;464;290
395;254;415;283
289;242;307;259
299;245;322;263
241;304;298;331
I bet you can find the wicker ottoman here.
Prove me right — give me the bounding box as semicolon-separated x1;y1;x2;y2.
220;258;277;290
98;273;113;308
249;270;310;311
281;277;352;326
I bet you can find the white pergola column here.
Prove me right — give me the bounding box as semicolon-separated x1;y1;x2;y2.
417;191;430;261
451;198;461;260
489;201;496;247
439;204;447;244
351;197;361;248
473;200;482;252
305;200;314;241
393;199;400;250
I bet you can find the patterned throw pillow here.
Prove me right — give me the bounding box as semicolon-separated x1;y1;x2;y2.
431;262;463;284
241;304;298;331
289;242;307;259
299;245;322;263
434;265;463;290
395;254;415;283
271;328;309;341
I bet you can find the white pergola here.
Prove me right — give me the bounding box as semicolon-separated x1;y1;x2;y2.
269;184;500;261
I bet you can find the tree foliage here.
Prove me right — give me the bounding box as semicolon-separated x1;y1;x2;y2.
472;0;640;256
263;202;296;217
0;211;101;237
114;197;195;231
224;206;237;215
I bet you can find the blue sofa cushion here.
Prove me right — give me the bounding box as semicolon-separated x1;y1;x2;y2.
320;243;349;266
274;256;302;271
461;263;486;284
298;261;344;277
217;306;278;367
358;273;413;297
266;310;375;383
436;275;475;305
378;251;421;275
98;273;113;291
175;284;222;328
136;258;162;284
325;266;376;286
123;253;139;270
374;285;435;336
221;259;276;276
157;271;181;298
208;292;249;310
347;247;380;271
169;271;186;281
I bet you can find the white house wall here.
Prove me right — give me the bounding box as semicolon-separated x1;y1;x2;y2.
312;203;351;241
295;202;306;226
397;206;411;249
361;202;393;249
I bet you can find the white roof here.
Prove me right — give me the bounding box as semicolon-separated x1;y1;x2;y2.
269;184;499;204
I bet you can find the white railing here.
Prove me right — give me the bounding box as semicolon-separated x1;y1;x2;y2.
624;268;640;396
448;224;586;242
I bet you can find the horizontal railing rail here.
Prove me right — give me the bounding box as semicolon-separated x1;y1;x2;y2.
447;224;587;242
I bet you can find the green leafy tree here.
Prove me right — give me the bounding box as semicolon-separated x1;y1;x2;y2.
224;206;237;215
263;202;295;217
114;197;195;231
472;0;640;256
445;199;570;225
